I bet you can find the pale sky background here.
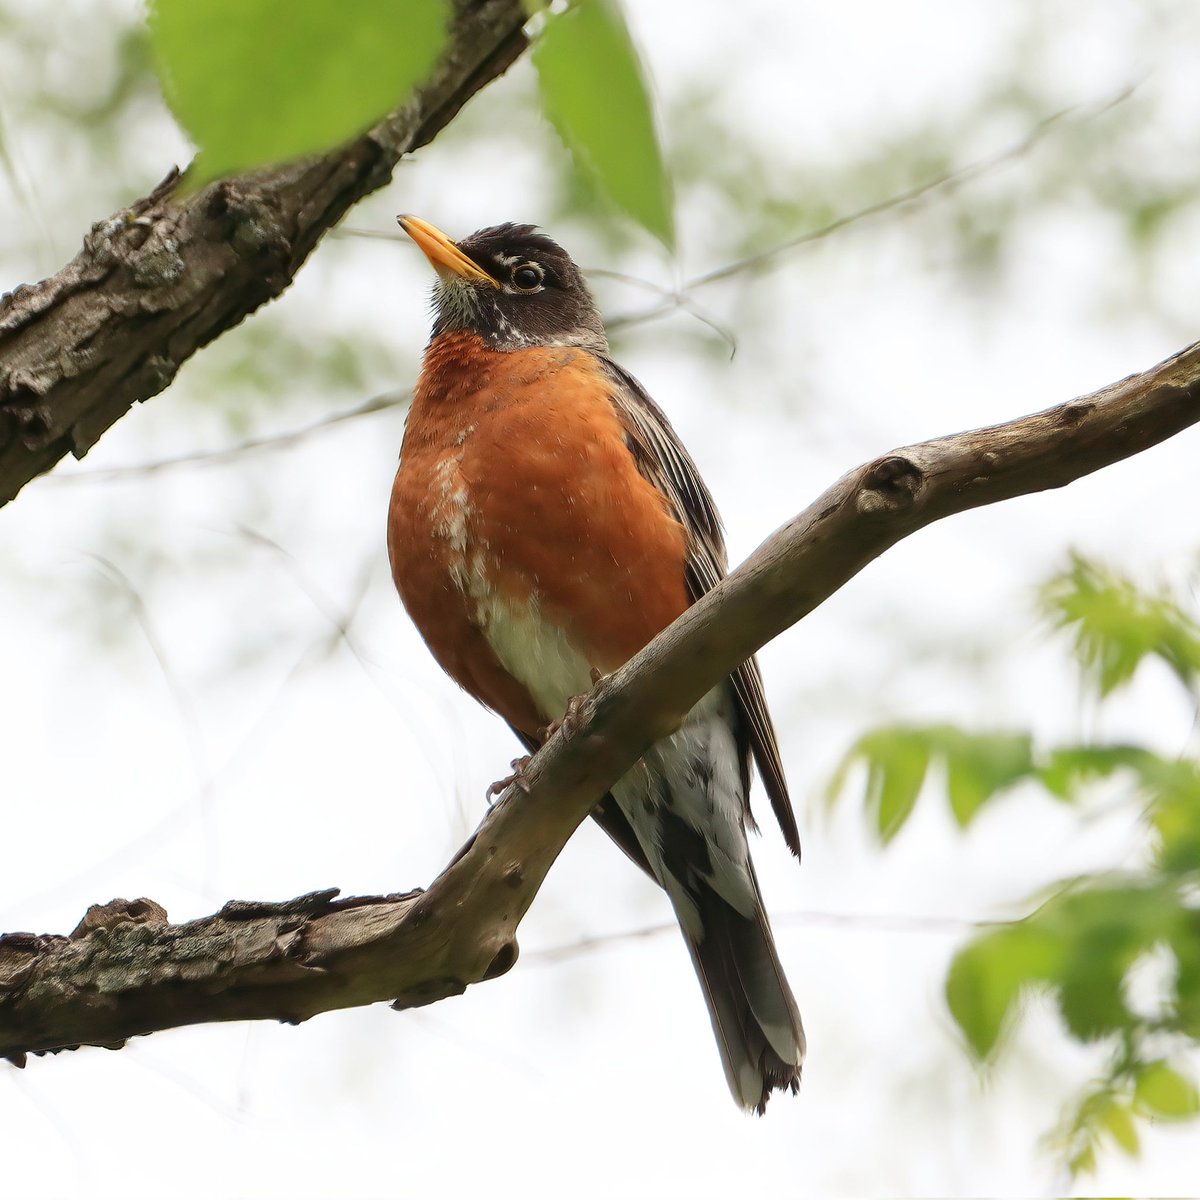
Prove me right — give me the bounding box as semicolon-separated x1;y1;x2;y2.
3;1;1200;1195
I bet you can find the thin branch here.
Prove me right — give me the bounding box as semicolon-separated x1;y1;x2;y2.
608;85;1136;330
45;389;408;482
3;333;1200;1061
235;525;375;670
0;0;527;507
84;555;209;787
690;92;1132;290
522;908;1009;966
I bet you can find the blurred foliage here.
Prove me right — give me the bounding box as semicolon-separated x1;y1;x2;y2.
827;725;1035;841
1044;552;1200;697
145;0;676;241
178;309;403;437
147;0;450;188
830;555;1200;1176
531;0;674;247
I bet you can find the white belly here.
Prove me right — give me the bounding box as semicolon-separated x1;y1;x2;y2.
475;590;595;724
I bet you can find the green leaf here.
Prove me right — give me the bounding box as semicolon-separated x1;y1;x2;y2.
1049;884;1180;1041
1032;747;1200;871
148;0;448;185
1037;744;1152;800
828;724;1033;835
1053;1083;1115;1178
946;923;1063;1057
1170;911;1200;1037
1133;1061;1200;1119
1066;1140;1097;1177
852;729;931;843
1132;757;1200;873
533;0;675;247
1100;1098;1140;1155
1042;554;1200;698
827;728;931;841
942;730;1034;826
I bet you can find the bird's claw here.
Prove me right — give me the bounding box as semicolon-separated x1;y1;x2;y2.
539;668;609;742
487;755;533;803
539;691;589;743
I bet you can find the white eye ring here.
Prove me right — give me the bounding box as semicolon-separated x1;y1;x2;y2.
511;263;544;291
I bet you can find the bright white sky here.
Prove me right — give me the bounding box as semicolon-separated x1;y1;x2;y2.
2;1;1200;1195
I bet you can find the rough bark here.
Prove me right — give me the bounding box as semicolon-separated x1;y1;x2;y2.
4;337;1200;1063
0;0;527;506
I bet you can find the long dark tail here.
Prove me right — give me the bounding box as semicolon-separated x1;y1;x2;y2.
681;871;805;1114
588;782;805;1111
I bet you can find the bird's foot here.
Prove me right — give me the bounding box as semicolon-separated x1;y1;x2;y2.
538;668;610;743
487;755;533;803
539;686;592;744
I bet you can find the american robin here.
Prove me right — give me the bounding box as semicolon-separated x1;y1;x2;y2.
388;216;805;1113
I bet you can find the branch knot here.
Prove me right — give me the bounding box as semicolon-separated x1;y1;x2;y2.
856;455;923;514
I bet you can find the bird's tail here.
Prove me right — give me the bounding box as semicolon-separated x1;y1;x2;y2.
677;870;805;1114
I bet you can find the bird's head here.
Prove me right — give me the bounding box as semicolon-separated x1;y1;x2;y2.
398;216;608;354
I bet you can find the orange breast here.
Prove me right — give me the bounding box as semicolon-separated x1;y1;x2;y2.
388;332;690;734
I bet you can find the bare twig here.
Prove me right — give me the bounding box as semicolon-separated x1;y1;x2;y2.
3;334;1199;1060
522;908;1008;966
690;91;1133;290
608;86;1136;329
46;389;408;482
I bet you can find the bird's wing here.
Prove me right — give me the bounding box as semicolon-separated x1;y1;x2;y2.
599;357;801;858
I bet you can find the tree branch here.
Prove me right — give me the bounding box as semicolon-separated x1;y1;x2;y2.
4;336;1199;1064
0;0;527;507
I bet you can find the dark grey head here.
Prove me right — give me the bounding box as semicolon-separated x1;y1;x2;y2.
398;217;608;354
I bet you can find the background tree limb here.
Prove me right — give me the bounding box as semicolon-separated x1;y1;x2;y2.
3;335;1199;1064
0;0;526;507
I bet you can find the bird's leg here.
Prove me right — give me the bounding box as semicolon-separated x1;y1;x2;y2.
539;667;609;743
487;755;533;803
538;695;586;743
494;671;608;805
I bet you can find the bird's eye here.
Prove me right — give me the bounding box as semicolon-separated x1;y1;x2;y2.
511;263;544;291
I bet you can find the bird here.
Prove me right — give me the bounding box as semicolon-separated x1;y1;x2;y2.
387;215;805;1113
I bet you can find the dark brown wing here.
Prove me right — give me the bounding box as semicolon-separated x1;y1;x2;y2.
598;357;801;859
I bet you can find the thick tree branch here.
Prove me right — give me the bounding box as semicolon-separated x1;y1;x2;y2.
3;337;1199;1063
0;0;526;507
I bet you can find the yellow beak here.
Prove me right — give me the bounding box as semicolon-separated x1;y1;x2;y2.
397;215;500;288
